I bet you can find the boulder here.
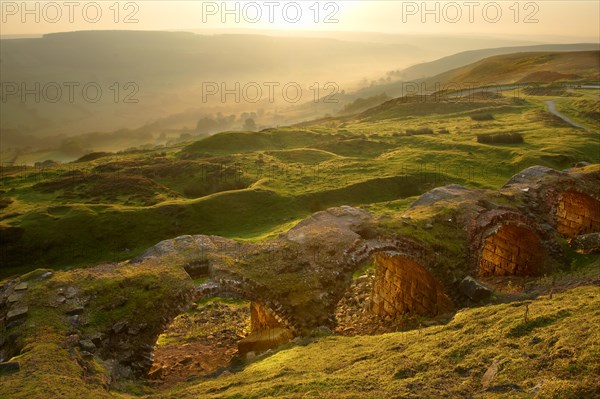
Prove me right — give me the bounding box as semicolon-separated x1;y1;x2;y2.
38;272;53;280
503;166;560;187
460;277;493;301
411;185;471;208
6;306;28;322
14;282;28;291
7;293;23;303
65;287;78;299
112;321;128;334
66;306;84;316
79;339;96;353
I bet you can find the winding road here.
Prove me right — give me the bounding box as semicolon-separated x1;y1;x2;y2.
544;100;590;131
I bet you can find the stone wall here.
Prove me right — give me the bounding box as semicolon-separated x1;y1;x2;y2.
478;224;543;276
556;191;600;238
370;253;452;318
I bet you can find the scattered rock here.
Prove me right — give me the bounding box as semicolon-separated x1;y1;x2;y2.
147;366;164;380
6;306;28;322
246;352;256;362
14;282;28;291
38;272;53;280
68;315;80;326
503;166;560;187
89;333;105;347
66;306;84;316
570;233;600;254
112;321;128;334
79;339;96;353
310;326;333;337
481;359;499;389
411;184;471;208
127;325;141;335
7;293;23;303
65;287;77;299
529;381;544;394
460;276;493;301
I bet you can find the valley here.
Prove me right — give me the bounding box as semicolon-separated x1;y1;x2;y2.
1;34;599;399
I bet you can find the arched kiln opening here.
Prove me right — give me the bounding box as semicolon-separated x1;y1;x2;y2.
478;224;544;277
370;253;452;318
556;191;600;238
147;296;293;388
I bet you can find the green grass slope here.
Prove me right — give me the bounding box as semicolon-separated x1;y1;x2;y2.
2;86;599;277
425;51;600;87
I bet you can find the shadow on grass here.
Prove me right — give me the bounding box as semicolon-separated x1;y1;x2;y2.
507;309;571;338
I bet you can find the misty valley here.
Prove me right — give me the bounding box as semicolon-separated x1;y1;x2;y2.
1;3;599;399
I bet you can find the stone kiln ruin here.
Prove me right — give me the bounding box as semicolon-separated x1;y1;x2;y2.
555;191;600;238
478;224;544;277
237;303;293;355
370;253;452;318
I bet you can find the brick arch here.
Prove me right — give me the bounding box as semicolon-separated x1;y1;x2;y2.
370;252;452;318
195;277;299;334
478;223;544;277
555;191;600;238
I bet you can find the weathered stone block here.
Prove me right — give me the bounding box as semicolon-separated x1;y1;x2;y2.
460;276;493;301
6;307;28;322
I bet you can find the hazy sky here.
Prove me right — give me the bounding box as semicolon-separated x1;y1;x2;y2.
1;1;599;41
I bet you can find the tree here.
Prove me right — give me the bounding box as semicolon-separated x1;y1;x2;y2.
243;118;257;131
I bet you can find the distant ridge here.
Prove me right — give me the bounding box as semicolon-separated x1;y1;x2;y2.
348;44;600;99
398;43;600;80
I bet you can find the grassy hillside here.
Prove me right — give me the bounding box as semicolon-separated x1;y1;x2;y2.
1;47;599;399
397;43;599;81
1;83;599;278
348;45;600;100
425;51;600;87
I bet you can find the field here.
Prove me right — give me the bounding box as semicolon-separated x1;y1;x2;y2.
1;87;599;278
